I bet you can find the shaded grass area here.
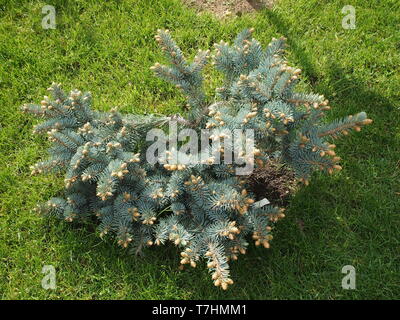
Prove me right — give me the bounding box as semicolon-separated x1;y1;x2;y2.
0;0;399;299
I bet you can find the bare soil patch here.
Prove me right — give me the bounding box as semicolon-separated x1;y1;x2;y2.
182;0;276;18
247;160;298;206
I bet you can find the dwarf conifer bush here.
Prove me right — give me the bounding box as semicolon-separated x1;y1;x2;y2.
23;29;372;290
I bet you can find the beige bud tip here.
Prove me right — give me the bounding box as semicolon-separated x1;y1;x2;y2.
363;119;373;125
118;171;125;178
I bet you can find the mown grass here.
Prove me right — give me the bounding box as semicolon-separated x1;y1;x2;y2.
0;0;399;299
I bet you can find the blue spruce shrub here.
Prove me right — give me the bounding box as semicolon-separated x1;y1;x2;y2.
22;29;372;289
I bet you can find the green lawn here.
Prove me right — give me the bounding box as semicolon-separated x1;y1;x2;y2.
0;0;399;299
